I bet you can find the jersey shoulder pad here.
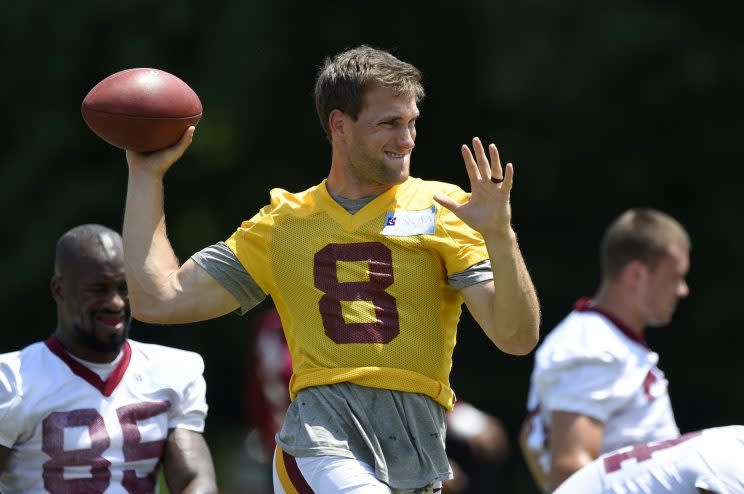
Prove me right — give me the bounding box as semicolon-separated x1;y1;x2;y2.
537;310;632;367
238;184;319;230
0;342;52;396
0;350;23;403
266;185;318;213
127;340;205;388
0;344;48;443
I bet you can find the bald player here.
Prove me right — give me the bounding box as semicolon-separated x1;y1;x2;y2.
0;224;217;493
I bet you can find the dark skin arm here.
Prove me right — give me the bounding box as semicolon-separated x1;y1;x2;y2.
162;428;218;494
0;445;11;473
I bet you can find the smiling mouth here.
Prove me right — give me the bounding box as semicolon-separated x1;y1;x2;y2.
385;151;407;159
95;314;125;329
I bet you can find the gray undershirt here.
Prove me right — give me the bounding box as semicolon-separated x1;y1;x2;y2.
190;195;494;489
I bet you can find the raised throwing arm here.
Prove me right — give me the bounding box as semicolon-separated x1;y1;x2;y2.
123;128;240;324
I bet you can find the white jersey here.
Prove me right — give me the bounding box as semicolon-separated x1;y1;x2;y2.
0;336;208;494
525;299;679;477
554;426;744;494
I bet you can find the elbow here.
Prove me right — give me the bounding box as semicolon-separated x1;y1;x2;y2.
490;322;540;356
500;307;541;356
549;444;598;491
513;344;538;356
129;295;174;324
502;339;538;356
518;328;540;355
549;457;590;492
130;306;166;324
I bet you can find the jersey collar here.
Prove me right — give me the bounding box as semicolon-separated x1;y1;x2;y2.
573;297;648;347
317;178;408;231
44;335;132;397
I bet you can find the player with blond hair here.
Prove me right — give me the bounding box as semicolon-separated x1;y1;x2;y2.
520;208;690;492
121;45;540;492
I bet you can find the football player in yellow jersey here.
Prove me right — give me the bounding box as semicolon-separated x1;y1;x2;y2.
122;45;540;493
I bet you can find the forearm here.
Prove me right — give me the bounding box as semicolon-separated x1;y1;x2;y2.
123;170;182;320
482;228;540;355
177;477;219;494
163;429;217;494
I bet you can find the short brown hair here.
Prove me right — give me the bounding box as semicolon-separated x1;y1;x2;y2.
314;45;425;141
600;208;690;280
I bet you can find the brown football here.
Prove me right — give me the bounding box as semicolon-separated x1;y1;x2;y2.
81;68;202;152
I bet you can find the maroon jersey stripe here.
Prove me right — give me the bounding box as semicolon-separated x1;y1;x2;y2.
573;297;647;347
44;335;131;397
282;449;315;494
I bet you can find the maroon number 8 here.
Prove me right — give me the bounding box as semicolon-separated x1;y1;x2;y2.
314;242;400;344
42;401;171;493
42;410;111;493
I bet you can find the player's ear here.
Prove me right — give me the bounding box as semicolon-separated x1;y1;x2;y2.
622;260;647;288
624;259;648;284
329;109;347;140
50;275;64;303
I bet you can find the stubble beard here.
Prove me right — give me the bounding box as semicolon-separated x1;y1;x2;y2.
352;153;410;187
74;315;131;354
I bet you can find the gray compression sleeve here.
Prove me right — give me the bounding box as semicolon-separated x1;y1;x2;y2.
449;260;493;290
190;242;266;315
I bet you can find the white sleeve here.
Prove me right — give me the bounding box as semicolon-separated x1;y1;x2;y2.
0;358;24;447
695;476;726;493
535;354;631;423
167;353;208;433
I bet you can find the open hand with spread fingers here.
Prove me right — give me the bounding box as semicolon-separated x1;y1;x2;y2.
433;137;514;237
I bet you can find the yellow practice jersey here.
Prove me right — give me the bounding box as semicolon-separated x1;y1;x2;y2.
225;177;489;410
